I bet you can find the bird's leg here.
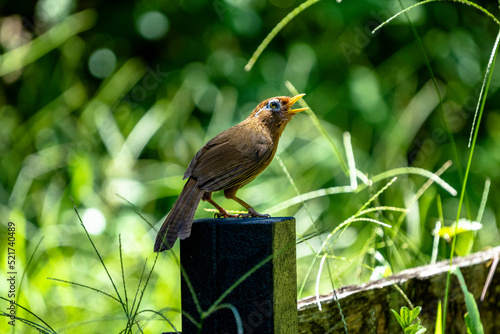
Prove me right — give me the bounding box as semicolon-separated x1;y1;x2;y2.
202;192;238;218
224;188;270;218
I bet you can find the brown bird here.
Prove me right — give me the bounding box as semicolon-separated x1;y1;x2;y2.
154;94;307;252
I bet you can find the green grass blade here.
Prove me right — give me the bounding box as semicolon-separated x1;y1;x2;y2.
128;258;149;325
468;28;500;148
451;267;484;334
372;0;500;34
398;0;470;217
118;236;130;316
207;304;243;334
205;238;296;316
476;179;490;222
371;167;457;196
444;28;500;333
135;309;180;333
1;312;55;334
116;194;156;231
46;277;121;303
286;81;349;176
275;154;331;281
344;132;358;190
317;178;399;259
16;237;44;310
315;254;327;310
318;207;399;256
431;220;441;265
127;254;159;333
69;197;127;314
168;248;203;318
1;297;57;333
275;154;315;226
435;300;443;334
265;185;354;214
393;161;453;240
244;0;322;71
297;256;318;299
359;177;399;213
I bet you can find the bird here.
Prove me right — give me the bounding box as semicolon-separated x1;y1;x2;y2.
154;94;307;252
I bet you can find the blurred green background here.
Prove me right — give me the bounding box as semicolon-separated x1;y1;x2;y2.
1;0;500;332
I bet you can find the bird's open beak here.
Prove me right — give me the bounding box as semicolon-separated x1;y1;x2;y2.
286;93;307;114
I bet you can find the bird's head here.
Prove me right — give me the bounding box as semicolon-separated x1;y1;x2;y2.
249;94;307;132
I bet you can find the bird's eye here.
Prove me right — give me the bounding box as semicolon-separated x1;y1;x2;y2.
268;100;279;110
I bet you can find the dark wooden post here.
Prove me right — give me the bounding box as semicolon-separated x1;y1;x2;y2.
179;217;297;333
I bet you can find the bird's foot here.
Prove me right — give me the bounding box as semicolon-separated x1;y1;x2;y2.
214;209;238;218
238;208;270;219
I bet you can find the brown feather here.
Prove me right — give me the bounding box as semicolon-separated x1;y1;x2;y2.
155;95;305;251
154;177;205;251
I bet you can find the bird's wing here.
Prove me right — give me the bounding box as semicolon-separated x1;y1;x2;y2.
184;124;274;192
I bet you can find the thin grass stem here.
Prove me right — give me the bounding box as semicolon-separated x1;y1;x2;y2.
444;28;500;334
136;309;180;333
17;237;44;311
476;178;490;222
373;0;500;35
205;238;295;316
315;254;327;311
344;132;358;190
285;81;349;175
398;0;471;218
116;194;156;231
393;161;453;238
276;154;315;226
70;197;128;316
128;258;149;331
244;0;322;71
276;153;338;302
207;304;243;334
298;256;318;299
371;167;457;196
119;235;130;316
1;297;57;333
169;248;203;316
128;254;159;333
46;277;121;304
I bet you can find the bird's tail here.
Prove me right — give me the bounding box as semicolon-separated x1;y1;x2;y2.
154;177;205;252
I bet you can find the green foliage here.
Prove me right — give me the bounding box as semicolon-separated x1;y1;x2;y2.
434;301;442;334
1;0;500;332
451;267;484;334
391;306;427;334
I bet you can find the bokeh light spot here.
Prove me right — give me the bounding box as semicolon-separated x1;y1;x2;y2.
82;208;107;235
88;48;116;79
36;0;74;24
137;11;169;40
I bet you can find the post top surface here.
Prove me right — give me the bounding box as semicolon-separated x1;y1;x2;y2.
192;216;295;226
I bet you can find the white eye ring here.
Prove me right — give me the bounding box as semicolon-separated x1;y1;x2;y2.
268;100;279;110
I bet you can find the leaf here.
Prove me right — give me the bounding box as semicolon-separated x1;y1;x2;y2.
401;306;411;327
434;301;442;334
405;324;420;334
415;327;428;334
391;309;405;329
465;313;473;334
406;323;427;334
409;306;422;324
451;267;484;334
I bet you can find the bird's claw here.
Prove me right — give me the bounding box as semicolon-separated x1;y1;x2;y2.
213;209;270;219
214;212;238;218
237;212;271;219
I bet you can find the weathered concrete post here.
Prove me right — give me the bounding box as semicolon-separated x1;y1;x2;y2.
179;217;297;333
